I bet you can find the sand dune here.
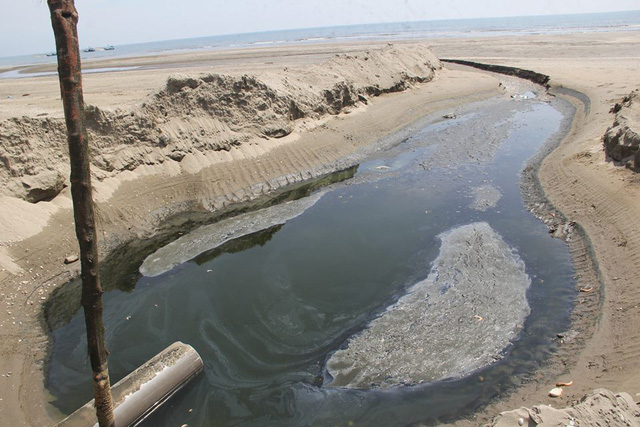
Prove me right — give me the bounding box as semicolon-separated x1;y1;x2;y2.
0;44;439;202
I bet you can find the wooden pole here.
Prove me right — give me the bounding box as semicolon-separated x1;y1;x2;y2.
46;1;115;425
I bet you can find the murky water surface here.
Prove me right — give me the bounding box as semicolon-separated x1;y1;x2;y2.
46;97;576;426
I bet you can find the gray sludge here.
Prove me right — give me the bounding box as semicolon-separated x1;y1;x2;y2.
326;222;531;389
469;184;502;211
140;191;325;277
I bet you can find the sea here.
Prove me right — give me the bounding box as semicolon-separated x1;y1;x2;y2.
1;10;639;68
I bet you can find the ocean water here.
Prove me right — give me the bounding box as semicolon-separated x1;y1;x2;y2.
1;10;639;68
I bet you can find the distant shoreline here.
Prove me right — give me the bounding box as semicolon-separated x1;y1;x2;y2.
2;9;639;67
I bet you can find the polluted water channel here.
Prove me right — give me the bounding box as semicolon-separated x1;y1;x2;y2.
46;93;578;426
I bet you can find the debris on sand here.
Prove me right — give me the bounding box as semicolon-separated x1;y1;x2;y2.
548;387;563;397
63;254;79;264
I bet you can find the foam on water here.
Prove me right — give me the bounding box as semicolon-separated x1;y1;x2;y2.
140;191;325;277
327;222;530;388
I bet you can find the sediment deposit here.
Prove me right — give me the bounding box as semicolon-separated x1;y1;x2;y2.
470;184;502;211
140;190;326;277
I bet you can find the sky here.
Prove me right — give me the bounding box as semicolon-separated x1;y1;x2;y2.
1;0;639;57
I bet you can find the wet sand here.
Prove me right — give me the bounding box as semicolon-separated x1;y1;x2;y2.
0;30;639;425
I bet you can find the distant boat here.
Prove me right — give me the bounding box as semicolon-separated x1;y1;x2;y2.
103;45;115;51
46;52;57;57
83;47;95;53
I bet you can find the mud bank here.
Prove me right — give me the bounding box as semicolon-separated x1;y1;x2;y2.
140;191;327;277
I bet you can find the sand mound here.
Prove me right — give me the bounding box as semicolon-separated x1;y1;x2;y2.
491;389;640;426
0;44;440;202
604;89;640;171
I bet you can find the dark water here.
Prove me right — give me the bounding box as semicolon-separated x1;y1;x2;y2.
46;97;576;426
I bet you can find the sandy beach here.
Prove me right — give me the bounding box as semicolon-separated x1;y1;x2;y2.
0;30;639;425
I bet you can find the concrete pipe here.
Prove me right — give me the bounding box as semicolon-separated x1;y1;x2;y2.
58;341;204;426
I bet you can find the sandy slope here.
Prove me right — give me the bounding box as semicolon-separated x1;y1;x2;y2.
0;44;444;203
0;30;639;425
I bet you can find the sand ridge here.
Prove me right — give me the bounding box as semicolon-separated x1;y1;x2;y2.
0;44;440;202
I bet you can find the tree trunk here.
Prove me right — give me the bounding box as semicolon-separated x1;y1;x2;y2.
47;1;115;425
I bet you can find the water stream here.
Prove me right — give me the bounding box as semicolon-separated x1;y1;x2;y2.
45;95;576;426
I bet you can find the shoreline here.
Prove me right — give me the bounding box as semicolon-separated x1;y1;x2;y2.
1;31;639;425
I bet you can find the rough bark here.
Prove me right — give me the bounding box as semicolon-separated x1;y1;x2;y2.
46;1;115;425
